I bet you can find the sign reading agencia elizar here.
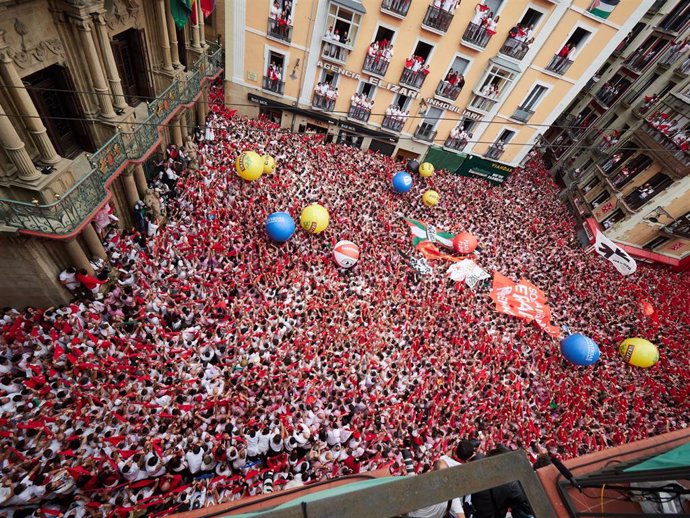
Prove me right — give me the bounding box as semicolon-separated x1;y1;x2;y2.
317;61;420;99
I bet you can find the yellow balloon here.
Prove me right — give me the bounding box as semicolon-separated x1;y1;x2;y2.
300;204;330;234
235;151;264;181
619;338;659;368
422;190;440;207
419;162;435;178
263;154;276;174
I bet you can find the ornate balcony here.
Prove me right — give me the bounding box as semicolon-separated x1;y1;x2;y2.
421;5;454;33
512;106;534;123
435;80;462;101
444;136;468;152
262;76;285;95
400;68;427;90
485;143;505;160
380;0;411;18
0;43;224;237
312;93;336;112
499;37;530;60
363;54;390;77
382;115;405;133
639;121;690;168
267;17;293;44
545;55;574;75
348;103;371;123
462;22;491;49
413;124;437;143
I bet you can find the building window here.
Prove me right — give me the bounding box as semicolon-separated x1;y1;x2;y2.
325;3;361;47
582;176;600;193
547;28;591;74
264;50;286;94
469;65;515;112
401;41;434;89
436;56;469;101
486;129;515;159
602;209;624;228
614;22;645;55
415;106;443;142
591;189;610;207
611;154;652;189
659;1;690;32
624;173;673;210
268;0;294;42
513;84;548;122
643;235;671;250
363;26;396;76
587;0;620;20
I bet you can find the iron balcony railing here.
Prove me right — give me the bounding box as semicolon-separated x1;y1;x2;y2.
363;54;390;76
413;124;437;142
321;38;352;64
263;76;285;95
641;121;690;167
348;103;371;123
421;5;454;33
312;93;336;112
445;136;468;151
485;143;505;160
512;106;535;123
462;22;491;48
400;68;427;89
546;55;574;75
380;0;412;17
499;36;530;60
382;115;405;132
435;80;462;101
0;42;224;236
469;92;498;112
267;17;293;43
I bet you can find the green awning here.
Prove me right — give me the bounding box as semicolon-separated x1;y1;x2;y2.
424;146;467;173
624;442;690;473
331;0;367;14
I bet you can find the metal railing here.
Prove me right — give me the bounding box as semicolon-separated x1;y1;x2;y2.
263;75;285;95
363;54;390;76
380;0;411;17
321;38;352;63
512;106;535;123
640;121;690;166
485;143;505;159
435;80;462;101
267;17;293;43
312;93;336;112
348;103;371;123
413;124;437;142
500;36;530;60
546;55;574;75
422;5;454;33
469;92;498;112
462;22;491;48
0;43;224;236
445;136;468;151
382;115;405;132
400;68;427;89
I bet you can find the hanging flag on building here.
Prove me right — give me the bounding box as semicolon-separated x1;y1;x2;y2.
588;0;620;19
170;0;192;29
403;218;455;249
200;0;216;17
592;228;637;276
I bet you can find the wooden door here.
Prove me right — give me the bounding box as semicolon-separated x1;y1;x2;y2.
111;35;139;104
130;29;154;100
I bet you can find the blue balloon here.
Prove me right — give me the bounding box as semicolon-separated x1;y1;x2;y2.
392;171;413;193
265;212;295;242
560;333;600;366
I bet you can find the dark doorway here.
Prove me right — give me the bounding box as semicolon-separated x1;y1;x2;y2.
369;139;396;156
111;28;154;105
176;27;188;69
24;65;96;158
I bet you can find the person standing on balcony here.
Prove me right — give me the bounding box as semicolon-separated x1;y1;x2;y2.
470;1;489;41
484;15;498;46
270;1;281;34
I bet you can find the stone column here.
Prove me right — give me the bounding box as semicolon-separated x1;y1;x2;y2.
198;1;206;47
171;115;183;146
72;17;116;119
133;163;148;197
190;8;201;50
0;101;39;180
64;238;94;275
82;222;108;260
156;0;174;72
121;170;140;208
0;31;60;165
196;86;208;126
92;12;128;111
164;0;182;68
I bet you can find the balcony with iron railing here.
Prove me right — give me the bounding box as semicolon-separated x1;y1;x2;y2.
499;37;530;60
312;93;336;112
267;17;293;44
545;55;574;75
321;38;353;64
413;124;437;143
382;115;405;133
380;0;411;18
262;75;285;95
640;121;690;167
348;103;371;123
421;5;454;33
435;80;463;101
0;43;223;237
623;52;656;73
362;54;390;77
512;105;535;123
462;22;491;49
469;92;498;113
400;68;427;89
444;136;468;152
485;143;505;160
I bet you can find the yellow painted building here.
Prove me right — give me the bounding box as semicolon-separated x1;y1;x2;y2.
223;0;655;166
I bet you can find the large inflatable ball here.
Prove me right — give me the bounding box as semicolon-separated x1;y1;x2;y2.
265;212;295;242
392;171;413;193
422;190;440;207
333;240;360;268
235;151;264;181
560;334;600;366
619;338;659;368
263;154;276;175
419;162;435;178
453;231;478;254
407;159;420;174
300;204;329;234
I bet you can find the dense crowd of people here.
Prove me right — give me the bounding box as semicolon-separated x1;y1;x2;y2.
1;82;689;517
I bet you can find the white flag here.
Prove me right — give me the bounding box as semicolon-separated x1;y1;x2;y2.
592;229;637;276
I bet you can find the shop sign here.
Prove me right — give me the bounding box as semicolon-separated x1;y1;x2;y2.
426;98;462;114
317;61;420;99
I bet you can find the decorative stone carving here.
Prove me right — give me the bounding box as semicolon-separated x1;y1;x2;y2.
0;20;65;70
105;0;141;32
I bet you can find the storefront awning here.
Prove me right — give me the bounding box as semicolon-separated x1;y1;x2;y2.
331;0;367;14
490;56;523;75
